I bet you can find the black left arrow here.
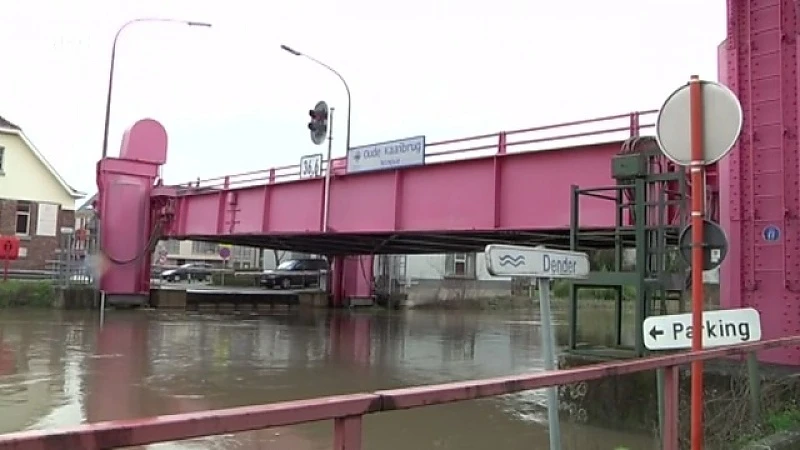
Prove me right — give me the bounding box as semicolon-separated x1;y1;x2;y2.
649;326;664;340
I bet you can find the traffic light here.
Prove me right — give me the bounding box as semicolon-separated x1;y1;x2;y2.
308;101;329;146
308;109;327;132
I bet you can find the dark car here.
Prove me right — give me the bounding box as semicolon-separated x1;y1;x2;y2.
160;263;213;282
260;258;329;289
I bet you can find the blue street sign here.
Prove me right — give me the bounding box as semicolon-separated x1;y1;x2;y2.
763;225;780;242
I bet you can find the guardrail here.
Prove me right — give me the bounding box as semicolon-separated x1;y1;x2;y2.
0;335;793;450
174;110;658;192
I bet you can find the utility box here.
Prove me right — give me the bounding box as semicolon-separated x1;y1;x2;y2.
611;153;648;180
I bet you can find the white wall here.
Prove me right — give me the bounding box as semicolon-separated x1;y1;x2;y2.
403;252;510;282
405;254;446;281
0;133;76;209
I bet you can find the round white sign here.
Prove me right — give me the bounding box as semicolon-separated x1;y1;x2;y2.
655;79;743;166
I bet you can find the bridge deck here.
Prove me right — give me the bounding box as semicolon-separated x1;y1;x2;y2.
165;111;660;254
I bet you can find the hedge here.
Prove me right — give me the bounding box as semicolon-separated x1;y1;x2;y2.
0;280;56;308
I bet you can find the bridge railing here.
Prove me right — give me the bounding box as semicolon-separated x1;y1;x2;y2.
175;110;658;192
0;335;793;450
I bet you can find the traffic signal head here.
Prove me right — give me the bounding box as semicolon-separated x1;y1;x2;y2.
308;109;328;131
308;101;329;145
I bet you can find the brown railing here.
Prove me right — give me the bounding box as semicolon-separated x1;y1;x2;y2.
174;110;658;192
0;335;794;450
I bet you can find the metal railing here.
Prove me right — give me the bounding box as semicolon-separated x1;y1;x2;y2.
0;335;794;450
174;110;659;192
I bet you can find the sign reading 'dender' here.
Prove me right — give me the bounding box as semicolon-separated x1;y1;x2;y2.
484;244;590;279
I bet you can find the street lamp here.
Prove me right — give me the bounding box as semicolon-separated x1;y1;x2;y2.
101;18;212;159
96;18;211;320
280;44;352;153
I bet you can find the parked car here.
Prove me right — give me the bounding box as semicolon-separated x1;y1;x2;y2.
160;263;213;282
260;258;329;289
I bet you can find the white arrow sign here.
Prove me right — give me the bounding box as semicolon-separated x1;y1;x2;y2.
643;307;762;351
484;244;590;279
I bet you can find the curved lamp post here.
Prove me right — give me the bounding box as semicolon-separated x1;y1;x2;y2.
101;18;212;159
279;44;352;153
97;18;211;323
280;45;352;233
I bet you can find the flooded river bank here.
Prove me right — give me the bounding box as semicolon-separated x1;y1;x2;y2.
0;308;655;449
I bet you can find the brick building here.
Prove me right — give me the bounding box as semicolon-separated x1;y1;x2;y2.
0;116;84;271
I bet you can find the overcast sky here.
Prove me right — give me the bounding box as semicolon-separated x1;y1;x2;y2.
0;0;726;197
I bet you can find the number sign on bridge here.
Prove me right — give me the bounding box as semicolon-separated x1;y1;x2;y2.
485;244;590;279
643;308;762;351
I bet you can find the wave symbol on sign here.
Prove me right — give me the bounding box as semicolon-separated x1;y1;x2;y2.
498;254;525;267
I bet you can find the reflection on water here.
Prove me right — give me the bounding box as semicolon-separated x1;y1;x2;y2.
0;307;655;449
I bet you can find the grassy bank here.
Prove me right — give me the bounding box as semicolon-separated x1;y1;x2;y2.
0;280;56;308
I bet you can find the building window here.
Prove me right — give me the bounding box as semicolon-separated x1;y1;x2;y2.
0;146;5;173
165;239;180;254
445;253;476;278
15;202;31;235
191;241;217;254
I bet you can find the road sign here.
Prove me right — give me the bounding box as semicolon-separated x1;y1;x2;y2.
678;219;729;271
484;244;590;279
0;237;20;261
485;243;578;449
299;154;323;179
655;79;743;166
218;245;232;261
643;307;762;350
763;224;780;242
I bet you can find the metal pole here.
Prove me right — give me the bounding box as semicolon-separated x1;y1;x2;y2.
97;18;211;323
322;108;335;232
537;277;562;450
688;75;706;450
279;45;352;151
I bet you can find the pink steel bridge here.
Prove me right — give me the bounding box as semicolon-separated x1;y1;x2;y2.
96;0;800;366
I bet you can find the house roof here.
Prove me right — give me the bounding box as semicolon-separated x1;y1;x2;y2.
0;115;86;199
78;193;97;211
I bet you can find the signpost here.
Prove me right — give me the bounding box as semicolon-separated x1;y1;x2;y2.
643;308;762;351
299;154;323;179
655;76;743;450
485;244;589;450
0;236;20;282
346;135;426;174
678;218;729;271
219;245;232;285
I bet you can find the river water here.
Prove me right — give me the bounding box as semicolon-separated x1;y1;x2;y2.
0;308;656;449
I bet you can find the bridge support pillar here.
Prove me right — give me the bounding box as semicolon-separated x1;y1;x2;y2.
96;119;168;307
719;0;800;365
330;255;374;308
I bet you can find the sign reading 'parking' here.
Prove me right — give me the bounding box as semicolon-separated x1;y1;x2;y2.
643;307;762;350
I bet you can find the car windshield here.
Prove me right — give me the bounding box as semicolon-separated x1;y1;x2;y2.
276;260;297;270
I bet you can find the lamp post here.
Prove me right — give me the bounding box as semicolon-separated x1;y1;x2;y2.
280;45;352;233
97;18;211;321
280;44;352;154
101;18;212;159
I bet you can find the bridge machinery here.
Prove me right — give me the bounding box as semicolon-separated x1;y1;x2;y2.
567;136;691;357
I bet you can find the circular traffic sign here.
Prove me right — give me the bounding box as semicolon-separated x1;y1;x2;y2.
219;246;231;260
655;79;743;166
678;219;729;271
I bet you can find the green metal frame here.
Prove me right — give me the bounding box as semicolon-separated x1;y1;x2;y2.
567;138;689;358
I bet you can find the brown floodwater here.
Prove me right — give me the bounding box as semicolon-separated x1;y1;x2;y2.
0;308;655;449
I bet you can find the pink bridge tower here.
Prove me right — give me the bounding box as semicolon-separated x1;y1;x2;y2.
718;0;800;365
96;119;169;307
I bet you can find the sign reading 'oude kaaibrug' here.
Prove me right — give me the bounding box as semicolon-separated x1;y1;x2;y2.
346;136;426;174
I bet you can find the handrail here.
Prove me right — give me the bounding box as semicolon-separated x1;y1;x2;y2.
174;110;659;192
0;335;795;450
